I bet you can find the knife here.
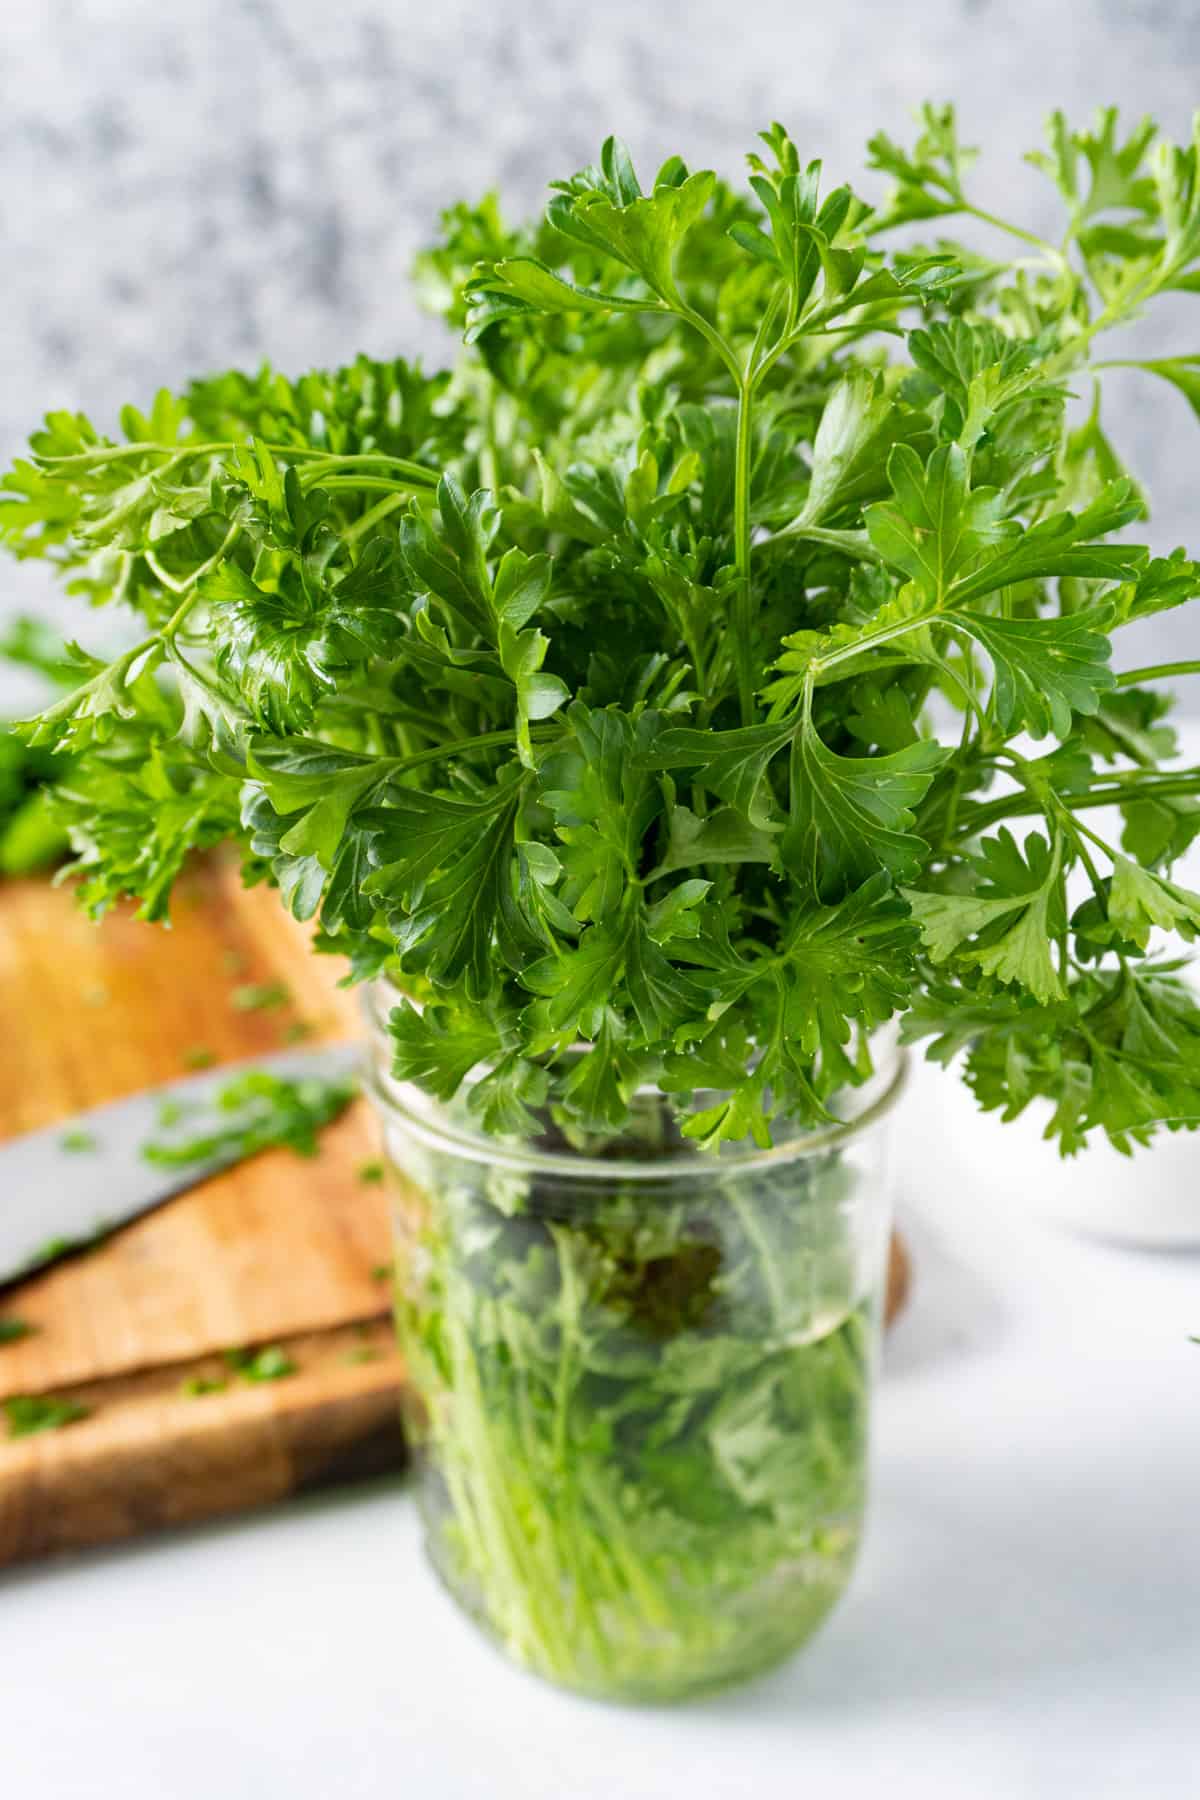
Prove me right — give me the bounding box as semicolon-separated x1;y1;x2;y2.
0;1044;361;1291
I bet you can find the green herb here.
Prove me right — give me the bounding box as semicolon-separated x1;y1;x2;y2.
357;1160;385;1184
4;1394;89;1438
58;1129;97;1154
342;1344;380;1365
281;1019;314;1044
0;1318;34;1345
4;108;1200;1157
0;616;77;686
230;982;291;1013
0;618;74;876
400;1135;870;1695
141;1069;356;1167
182;1045;216;1070
180;1374;227;1397
223;1344;296;1382
371;1261;394;1283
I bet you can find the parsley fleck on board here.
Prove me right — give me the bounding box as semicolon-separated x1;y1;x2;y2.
140;1070;356;1168
223;1345;297;1383
4;1395;89;1439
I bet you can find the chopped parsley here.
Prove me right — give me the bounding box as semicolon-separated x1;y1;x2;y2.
4;1394;89;1438
231;982;291;1013
59;1128;96;1154
223;1345;297;1383
141;1069;356;1168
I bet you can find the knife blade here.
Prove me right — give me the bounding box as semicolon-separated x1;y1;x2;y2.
0;1043;362;1290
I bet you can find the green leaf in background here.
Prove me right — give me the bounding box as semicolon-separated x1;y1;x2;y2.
1107;856;1200;947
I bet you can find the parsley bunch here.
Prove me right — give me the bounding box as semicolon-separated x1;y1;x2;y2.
5;105;1200;1155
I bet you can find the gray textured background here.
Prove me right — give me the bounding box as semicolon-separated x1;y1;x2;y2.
2;0;1199;675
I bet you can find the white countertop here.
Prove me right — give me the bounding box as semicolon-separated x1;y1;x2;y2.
3;1052;1198;1800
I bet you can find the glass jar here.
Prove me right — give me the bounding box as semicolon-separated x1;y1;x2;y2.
364;987;905;1703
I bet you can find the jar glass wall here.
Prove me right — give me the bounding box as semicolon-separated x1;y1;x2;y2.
365;987;904;1703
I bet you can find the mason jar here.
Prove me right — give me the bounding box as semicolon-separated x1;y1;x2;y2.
364;985;905;1702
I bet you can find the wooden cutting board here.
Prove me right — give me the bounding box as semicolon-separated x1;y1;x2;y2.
0;856;406;1566
0;856;911;1567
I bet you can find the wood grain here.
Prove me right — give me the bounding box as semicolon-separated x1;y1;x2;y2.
0;859;403;1564
0;1322;405;1561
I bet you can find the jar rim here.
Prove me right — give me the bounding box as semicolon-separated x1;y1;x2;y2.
364;984;909;1184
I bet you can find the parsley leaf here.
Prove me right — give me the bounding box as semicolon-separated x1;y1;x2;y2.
4;110;1200;1156
785;720;946;898
1107;857;1200;947
5;1395;89;1438
953;609;1115;738
906;830;1066;1005
223;1344;297;1383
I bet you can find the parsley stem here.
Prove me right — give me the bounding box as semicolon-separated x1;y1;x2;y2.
732;382;756;725
142;551;189;595
663;292;755;722
160;523;243;633
301;475;425;495
1117;660;1200;687
952;774;1200;840
145;523;240;611
36;441;439;485
294;453;438;487
1047;265;1167;369
762;524;879;560
17;526;236;739
810;612;929;677
938;685;982;846
962;203;1061;258
1069;811;1121;865
343;492;408;543
671;301;743;388
381;724;561;777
